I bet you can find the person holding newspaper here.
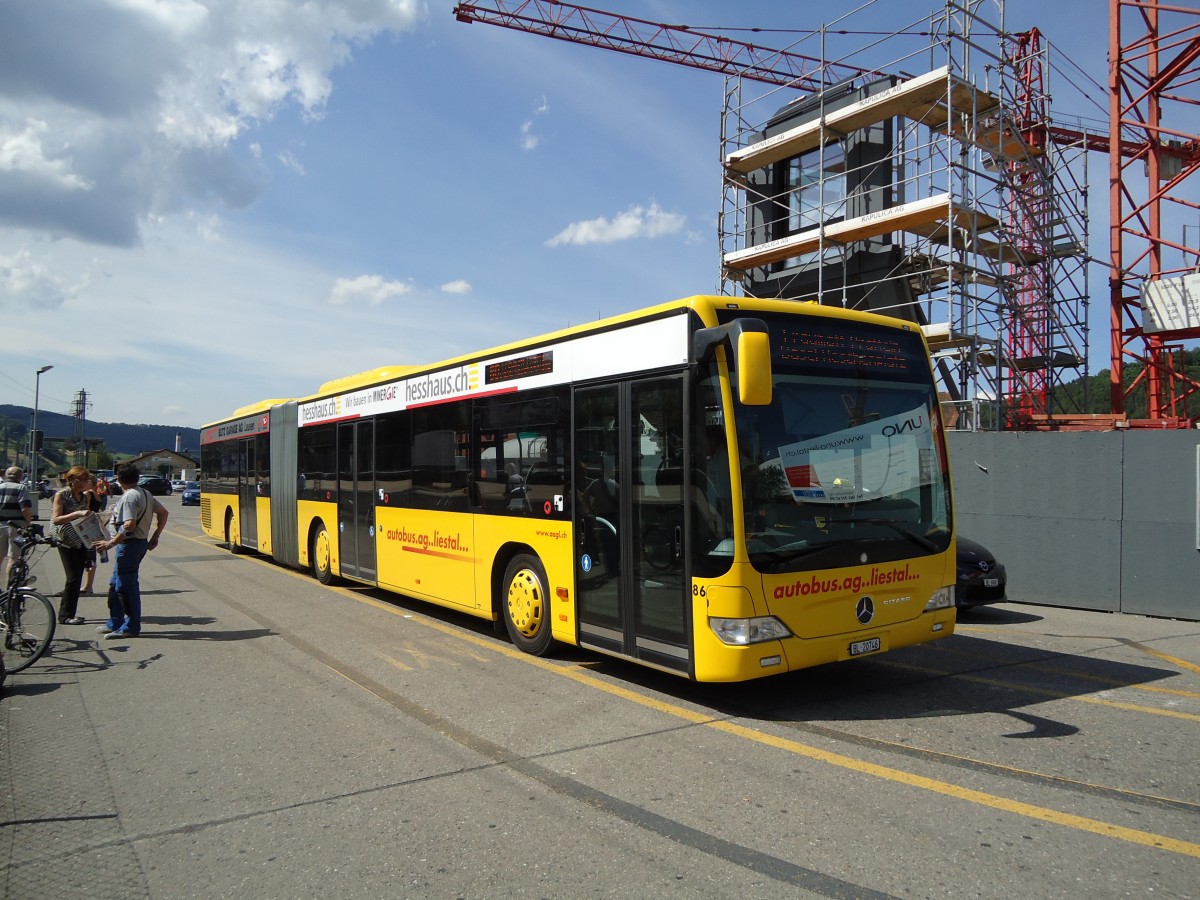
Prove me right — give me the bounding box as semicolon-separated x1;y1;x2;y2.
50;466;102;625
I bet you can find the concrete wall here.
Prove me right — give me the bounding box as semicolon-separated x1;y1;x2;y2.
947;431;1200;621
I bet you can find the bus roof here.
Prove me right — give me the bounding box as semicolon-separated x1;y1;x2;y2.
316;365;421;397
203;294;925;427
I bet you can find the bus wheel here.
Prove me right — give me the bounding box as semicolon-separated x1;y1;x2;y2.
226;514;243;555
502;554;553;656
311;526;335;585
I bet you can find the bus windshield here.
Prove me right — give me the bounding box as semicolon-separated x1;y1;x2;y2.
725;312;952;574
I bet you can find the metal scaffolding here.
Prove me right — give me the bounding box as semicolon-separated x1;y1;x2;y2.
717;1;1091;430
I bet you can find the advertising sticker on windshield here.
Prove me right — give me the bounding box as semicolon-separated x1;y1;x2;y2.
772;406;934;504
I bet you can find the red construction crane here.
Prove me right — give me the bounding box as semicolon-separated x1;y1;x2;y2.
453;0;1200;427
1107;0;1200;426
453;0;874;91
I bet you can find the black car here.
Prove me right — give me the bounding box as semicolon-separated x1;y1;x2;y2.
955;536;1008;608
180;481;201;506
138;475;173;496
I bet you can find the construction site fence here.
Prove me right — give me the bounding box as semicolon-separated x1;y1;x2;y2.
948;430;1200;621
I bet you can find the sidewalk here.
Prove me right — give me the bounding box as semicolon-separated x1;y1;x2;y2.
2;627;151;898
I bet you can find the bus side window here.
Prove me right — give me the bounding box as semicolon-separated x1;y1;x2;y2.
298;425;336;500
473;388;569;519
412;406;470;512
375;411;411;506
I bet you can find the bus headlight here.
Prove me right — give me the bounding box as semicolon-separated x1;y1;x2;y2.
709;616;792;646
923;586;954;612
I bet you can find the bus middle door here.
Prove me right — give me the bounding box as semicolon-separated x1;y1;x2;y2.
574;376;690;675
337;420;377;583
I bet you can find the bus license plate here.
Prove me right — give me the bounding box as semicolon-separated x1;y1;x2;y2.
849;637;881;656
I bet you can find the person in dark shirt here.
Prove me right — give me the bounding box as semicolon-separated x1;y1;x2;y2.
0;466;34;583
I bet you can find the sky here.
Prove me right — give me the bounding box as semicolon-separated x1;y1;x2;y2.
0;0;1150;428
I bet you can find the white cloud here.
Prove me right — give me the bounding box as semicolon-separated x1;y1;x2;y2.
188;212;223;242
440;279;472;294
150;1;426;146
520;121;539;151
545;203;686;247
0;0;426;247
277;148;306;175
0;247;78;311
0;120;92;190
520;95;549;151
329;274;413;306
0;217;529;428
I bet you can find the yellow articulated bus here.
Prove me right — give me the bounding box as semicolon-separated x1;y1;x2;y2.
200;295;956;682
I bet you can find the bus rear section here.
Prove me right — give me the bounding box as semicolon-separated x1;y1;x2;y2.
199;407;275;556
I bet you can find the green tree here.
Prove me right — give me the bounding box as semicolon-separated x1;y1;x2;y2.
1046;348;1200;421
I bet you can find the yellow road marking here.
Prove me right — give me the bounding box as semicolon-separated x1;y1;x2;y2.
956;624;1200;676
344;590;1200;858
379;653;414;672
934;639;1200;699
706;718;1200;857
885;660;1200;722
212;547;1200;859
1122;640;1200;676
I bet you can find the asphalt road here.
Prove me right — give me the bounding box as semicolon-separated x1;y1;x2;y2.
3;498;1198;899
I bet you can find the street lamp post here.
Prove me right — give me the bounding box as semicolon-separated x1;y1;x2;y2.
31;365;53;506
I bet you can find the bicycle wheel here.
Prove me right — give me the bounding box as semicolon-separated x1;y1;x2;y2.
2;589;56;675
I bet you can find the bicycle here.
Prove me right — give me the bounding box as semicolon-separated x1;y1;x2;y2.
1;524;60;680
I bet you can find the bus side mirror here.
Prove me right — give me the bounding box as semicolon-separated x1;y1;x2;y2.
692;319;772;407
737;330;772;406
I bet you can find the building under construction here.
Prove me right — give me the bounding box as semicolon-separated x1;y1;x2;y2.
717;4;1091;432
457;0;1200;431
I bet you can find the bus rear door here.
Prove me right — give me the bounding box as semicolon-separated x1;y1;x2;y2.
236;436;258;551
337;420;377;582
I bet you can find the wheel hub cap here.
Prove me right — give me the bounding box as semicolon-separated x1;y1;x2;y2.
507;570;543;638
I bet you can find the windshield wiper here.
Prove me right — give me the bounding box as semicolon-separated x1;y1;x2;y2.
753;538;865;568
848;518;938;552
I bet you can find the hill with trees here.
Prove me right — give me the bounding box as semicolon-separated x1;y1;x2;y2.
1046;349;1200;421
0;405;200;470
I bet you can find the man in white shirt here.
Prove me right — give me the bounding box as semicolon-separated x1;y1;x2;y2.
94;464;168;639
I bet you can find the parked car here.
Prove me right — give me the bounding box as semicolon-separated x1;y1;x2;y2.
24;479;55;499
955;536;1008;608
170;479;187;494
180;481;201;506
138;475;173;496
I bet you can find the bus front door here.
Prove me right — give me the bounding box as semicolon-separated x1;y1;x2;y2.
574;377;690;675
337;421;377;582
